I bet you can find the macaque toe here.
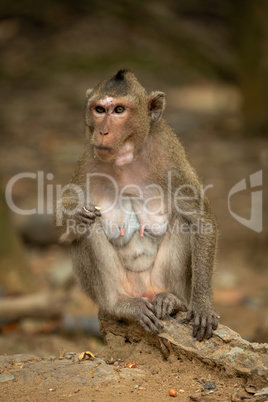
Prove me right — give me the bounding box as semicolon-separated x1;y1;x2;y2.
137;312;163;334
131;298;163;334
212;314;218;330
188;310;218;341
153;293;185;319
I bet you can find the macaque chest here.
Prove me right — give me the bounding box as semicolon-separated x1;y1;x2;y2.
99;196;168;273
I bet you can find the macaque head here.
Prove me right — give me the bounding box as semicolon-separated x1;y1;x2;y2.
85;70;166;166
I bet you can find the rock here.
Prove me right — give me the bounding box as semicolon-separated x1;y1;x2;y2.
231;393;241;402
42;356;58;361
99;312;268;382
190;393;202;401
0;355;145;389
254;387;268;401
245;384;257;394
204;381;216;390
0;374;15;383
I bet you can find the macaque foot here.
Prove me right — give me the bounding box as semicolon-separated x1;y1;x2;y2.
186;309;218;341
118;297;164;334
153;292;188;319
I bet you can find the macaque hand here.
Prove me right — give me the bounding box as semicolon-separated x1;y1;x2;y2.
60;206;102;243
186;306;218;342
75;206;101;227
125;297;164;334
153;293;188;319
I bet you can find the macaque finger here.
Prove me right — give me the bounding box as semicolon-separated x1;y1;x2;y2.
153;298;162;318
144;299;154;311
197;316;208;341
145;309;164;331
186;310;194;322
205;319;213;340
193;315;201;338
212;314;218;330
80;216;96;225
83;206;102;217
178;301;188;312
139;315;160;334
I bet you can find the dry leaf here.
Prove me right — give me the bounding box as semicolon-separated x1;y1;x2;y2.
78;351;95;361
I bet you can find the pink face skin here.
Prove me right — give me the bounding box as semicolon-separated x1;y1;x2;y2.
90;96;136;166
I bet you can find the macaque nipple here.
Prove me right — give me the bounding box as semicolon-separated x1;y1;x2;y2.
140;224;145;238
120;224;125;237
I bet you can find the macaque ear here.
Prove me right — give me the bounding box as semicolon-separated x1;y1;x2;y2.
147;91;166;122
86;88;94;100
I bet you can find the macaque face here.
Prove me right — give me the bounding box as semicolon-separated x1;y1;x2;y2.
89;96;146;166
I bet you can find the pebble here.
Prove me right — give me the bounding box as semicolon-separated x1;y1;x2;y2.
64;352;76;360
190;393;202;402
231;393;241;402
42;356;57;361
204;381;216;390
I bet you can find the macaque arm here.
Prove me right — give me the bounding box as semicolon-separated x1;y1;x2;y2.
186;204;218;340
170;167;218;340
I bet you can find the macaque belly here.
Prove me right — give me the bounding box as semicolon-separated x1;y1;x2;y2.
99;197;168;298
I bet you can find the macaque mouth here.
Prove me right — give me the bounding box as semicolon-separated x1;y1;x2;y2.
95;145;112;151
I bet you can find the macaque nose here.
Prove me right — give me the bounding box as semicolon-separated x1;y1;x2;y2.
100;131;109;136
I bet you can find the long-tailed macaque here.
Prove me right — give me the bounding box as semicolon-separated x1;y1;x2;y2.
56;70;218;341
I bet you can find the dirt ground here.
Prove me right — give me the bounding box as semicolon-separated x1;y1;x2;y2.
1;339;266;402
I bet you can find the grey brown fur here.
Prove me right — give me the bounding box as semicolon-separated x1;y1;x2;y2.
55;70;218;341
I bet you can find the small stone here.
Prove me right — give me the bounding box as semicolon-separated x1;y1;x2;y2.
254;387;268;401
231;393;243;402
169;388;177;397
42;356;57;361
65;354;74;360
245;384;257;394
190;393;202;402
0;374;15;383
204;381;216;390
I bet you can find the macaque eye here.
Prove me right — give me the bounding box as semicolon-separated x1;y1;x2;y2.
114;106;125;113
95;106;105;113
